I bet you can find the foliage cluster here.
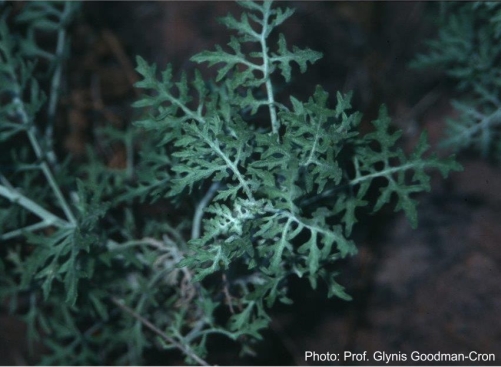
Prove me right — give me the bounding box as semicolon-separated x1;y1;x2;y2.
412;2;501;164
1;1;460;364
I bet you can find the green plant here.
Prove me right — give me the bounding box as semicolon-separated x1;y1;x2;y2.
412;2;501;163
1;1;460;364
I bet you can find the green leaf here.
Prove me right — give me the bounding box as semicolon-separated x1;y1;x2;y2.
272;33;323;82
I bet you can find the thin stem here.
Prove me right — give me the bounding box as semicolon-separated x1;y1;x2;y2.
46;2;73;168
28;124;76;224
202;136;254;200
299;160;426;208
111;297;210;366
159;85;205;124
184;319;209;343
0;184;70;230
192;182;220;239
0;220;57;241
126;131;134;180
304;118;322;167
12;93;76;225
350;162;420;186
260;4;279;136
4;6;77;226
449;107;501;149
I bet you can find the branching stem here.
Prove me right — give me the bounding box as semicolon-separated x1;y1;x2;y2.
10;91;76;225
0;182;70;237
46;2;74;168
111;297;210;366
260;4;279;136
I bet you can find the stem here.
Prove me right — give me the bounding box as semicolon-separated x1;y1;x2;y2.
46;2;73;168
299;160;427;208
260;4;279;137
451;107;501;150
184;319;209;343
111;297;210;366
192;182;220;239
0;220;58;241
304;119;322;167
0;184;70;231
160;86;205;124
12;93;76;225
202;136;254;200
4;3;77;226
27;123;76;224
349;162;422;186
126;131;134;180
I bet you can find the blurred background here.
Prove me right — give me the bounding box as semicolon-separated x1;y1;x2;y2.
1;1;500;365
